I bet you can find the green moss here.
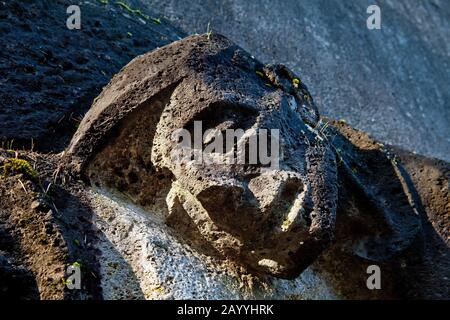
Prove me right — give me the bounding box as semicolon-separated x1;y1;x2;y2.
114;1;161;24
137;11;150;20
153;285;163;293
115;1;135;13
107;261;119;269
61;278;72;286
281;217;291;230
255;70;264;78
93;95;101;104
1;158;37;180
301;89;311;102
391;157;398;165
151;17;161;24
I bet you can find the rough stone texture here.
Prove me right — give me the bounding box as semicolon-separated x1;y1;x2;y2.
89;188;338;299
66;33;338;278
2;124;447;299
320;121;449;299
0;0;185;151
392;148;450;298
65;34;423;283
141;0;450;162
328;120;422;261
0;0;448;298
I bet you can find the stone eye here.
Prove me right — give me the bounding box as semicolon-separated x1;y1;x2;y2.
184;101;258;149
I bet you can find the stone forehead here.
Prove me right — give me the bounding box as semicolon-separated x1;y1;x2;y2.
106;32;272;106
127;33;293;119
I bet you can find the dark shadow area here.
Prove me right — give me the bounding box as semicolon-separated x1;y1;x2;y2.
314;121;450;299
0;213;40;300
48;182;147;299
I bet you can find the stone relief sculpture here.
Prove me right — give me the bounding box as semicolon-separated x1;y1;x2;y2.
65;34;422;280
1;0;448;300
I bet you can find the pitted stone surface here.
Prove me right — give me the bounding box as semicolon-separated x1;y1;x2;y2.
66;34;337;278
65;33;421;280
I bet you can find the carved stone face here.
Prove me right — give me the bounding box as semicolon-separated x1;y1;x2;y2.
66;34;338;278
151;64;338;278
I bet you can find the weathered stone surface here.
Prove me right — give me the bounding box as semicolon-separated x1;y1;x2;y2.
88;188;338;299
65;34;422;280
327;120;422;261
66;33;337;278
0;1;448;300
2;125;446;299
0;0;185;151
317;122;450;299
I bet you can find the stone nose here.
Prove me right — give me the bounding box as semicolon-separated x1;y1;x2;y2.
196;184;259;235
248;171;304;209
248;171;308;230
